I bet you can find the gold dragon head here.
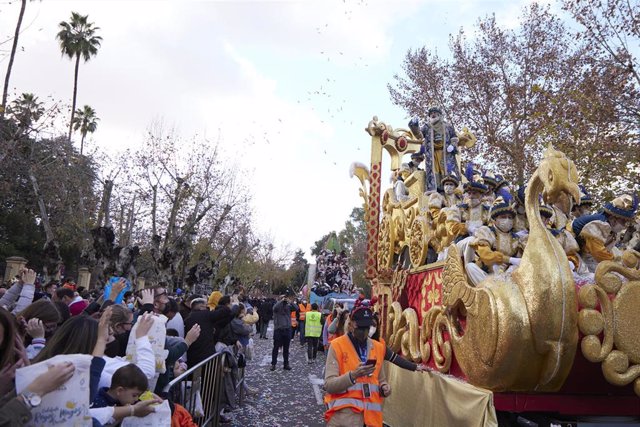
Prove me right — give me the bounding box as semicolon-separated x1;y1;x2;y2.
539;144;581;207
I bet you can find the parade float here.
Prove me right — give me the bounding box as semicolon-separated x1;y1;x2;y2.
351;116;640;426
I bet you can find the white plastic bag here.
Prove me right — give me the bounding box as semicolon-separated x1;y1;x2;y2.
245;338;254;361
180;381;204;417
126;314;169;390
15;354;93;427
120;400;171;427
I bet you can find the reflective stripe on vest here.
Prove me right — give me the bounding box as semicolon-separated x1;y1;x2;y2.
305;311;322;337
347;383;379;394
326;398;383;412
298;303;311;321
324;335;386;427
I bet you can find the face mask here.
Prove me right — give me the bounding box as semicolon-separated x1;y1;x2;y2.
496;218;514;232
444;184;455;195
127;303;134;310
469;196;481;207
368;326;377;338
429;115;440;125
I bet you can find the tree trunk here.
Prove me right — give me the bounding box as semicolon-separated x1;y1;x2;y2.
96;179;114;227
1;0;26;117
28;167;54;242
151;185;157;237
163;181;186;249
118;203;125;242
80;131;86;155
68;54;80;142
123;195;136;247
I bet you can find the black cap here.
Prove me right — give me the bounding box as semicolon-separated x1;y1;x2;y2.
351;307;374;327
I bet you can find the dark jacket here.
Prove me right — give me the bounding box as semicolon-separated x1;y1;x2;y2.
92;387;121;408
230;317;252;347
258;300;273;321
272;300;294;330
184;305;232;367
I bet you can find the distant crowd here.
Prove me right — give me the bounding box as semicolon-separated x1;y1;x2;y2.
311;250;355;296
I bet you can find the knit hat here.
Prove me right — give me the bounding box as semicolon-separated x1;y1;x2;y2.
441;174;460;186
578;185;594;207
540;205;554;219
604;194;638;220
490;194;515;220
515;186;526;206
207;291;222;310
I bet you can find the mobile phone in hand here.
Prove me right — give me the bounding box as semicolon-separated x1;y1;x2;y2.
363;359;376;366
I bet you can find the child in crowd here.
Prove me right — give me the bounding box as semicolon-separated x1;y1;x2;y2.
92;363;160;425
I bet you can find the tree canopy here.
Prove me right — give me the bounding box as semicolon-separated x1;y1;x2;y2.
389;3;639;201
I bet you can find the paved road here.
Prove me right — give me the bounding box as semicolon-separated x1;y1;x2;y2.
228;324;326;427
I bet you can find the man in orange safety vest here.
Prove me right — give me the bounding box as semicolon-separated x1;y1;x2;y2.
323;306;390;427
298;299;311;346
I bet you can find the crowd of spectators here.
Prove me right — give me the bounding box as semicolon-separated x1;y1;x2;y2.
0;268;272;426
311;250;354;296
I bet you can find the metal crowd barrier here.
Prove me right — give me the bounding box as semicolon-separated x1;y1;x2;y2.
163;352;227;426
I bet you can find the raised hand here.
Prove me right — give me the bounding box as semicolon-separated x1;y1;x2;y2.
137;289;154;306
135;313;154;339
93;306;113;356
26;318;45;339
184;324;201;346
108;278;127;301
20;269;37;285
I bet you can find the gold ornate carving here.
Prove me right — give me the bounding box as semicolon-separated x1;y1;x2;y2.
578;259;640;395
440;145;581;391
378;214;393;270
432;310;453;372
409;217;429;268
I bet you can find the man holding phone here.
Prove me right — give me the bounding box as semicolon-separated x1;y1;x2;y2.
323;306;390;426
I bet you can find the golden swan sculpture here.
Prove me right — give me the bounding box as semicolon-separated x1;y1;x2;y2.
442;145;581;391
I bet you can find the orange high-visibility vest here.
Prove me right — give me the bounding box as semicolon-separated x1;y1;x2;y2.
324;335;386;427
298;303;311;321
290;310;298;328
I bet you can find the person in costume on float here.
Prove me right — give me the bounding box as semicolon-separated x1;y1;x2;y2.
444;165;491;244
572;194;638;273
481;172;498;205
513;185;529;235
408;106;460;193
537;205;585;276
392;164;411;203
551;190;574;231
407;152;424;174
465;193;525;286
571;185;595;220
324;305;390;427
428;174;463;220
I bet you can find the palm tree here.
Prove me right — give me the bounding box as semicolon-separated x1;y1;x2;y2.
72;105;99;154
2;0;27;117
9;92;44;133
56;12;102;142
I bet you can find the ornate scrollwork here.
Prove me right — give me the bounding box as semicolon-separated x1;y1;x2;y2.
578;258;640;396
378;215;393;270
432;310;453;373
409;218;428;268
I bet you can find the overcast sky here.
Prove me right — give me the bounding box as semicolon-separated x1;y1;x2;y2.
0;0;555;260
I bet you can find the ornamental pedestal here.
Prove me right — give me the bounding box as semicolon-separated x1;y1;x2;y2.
4;256;27;283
